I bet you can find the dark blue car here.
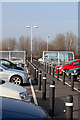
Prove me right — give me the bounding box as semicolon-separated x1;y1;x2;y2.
68;67;80;81
0;97;51;120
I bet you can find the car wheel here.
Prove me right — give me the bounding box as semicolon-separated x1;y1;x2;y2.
10;75;22;85
77;74;80;82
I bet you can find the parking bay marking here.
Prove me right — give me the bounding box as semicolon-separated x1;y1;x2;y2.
54;75;80;93
26;67;38;105
29;78;38;105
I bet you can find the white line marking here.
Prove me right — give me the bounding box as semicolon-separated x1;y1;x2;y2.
26;67;38;105
54;75;80;93
29;78;38;105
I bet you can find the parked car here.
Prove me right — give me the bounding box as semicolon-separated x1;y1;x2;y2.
1;97;50;119
0;59;24;71
0;64;30;85
67;67;80;81
10;57;24;65
55;59;80;75
0;79;30;102
38;58;43;62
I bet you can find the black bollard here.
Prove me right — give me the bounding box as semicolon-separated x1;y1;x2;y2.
65;94;73;119
49;80;55;117
38;70;42;91
49;64;51;75
57;67;59;80
47;63;48;73
36;68;38;84
34;67;36;81
45;62;46;71
71;73;74;91
42;74;46;100
53;67;55;77
63;70;65;85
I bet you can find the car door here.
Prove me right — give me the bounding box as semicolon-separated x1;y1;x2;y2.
0;67;9;81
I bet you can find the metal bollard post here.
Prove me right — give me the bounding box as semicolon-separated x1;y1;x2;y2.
36;68;38;84
49;64;51;75
42;74;46;100
53;67;55;77
57;67;59;80
34;67;36;81
46;63;48;73
43;62;45;70
38;70;42;91
49;80;55;117
65;94;73;119
32;66;34;75
63;70;65;85
71;73;75;91
45;62;46;71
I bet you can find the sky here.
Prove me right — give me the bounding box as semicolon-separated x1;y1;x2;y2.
1;1;78;42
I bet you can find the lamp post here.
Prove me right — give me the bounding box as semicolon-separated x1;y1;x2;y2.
47;35;49;51
26;25;38;63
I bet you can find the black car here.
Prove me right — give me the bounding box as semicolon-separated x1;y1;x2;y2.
0;59;24;71
0;97;50;119
68;67;80;81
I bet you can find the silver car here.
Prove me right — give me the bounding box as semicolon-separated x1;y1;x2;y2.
0;64;30;85
0;80;30;102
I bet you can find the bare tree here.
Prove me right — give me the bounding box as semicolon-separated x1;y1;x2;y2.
2;38;16;51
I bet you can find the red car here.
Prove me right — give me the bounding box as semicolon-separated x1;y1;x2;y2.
55;59;80;75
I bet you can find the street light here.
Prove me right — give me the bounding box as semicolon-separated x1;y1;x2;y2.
26;25;38;63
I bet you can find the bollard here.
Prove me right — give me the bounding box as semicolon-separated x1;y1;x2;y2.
53;67;55;77
42;74;46;100
49;80;55;117
46;63;48;73
38;70;42;91
43;62;45;70
71;73;75;91
34;67;36;81
45;62;46;71
65;94;73;119
36;68;38;85
57;67;59;80
49;64;51;75
63;69;65;85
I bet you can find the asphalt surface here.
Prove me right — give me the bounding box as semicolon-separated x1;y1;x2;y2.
23;60;80;119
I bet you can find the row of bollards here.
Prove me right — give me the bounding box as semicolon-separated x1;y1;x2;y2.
27;60;74;119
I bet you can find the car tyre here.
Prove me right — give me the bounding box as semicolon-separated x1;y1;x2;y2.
77;74;80;82
10;75;22;85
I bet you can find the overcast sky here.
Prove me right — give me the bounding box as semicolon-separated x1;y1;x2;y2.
2;2;78;41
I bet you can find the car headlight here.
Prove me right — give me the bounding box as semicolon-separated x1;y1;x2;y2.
19;92;30;101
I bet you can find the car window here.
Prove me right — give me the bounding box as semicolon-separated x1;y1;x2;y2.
73;61;80;66
0;60;10;66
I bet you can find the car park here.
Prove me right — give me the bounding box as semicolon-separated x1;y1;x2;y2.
1;97;50;119
0;80;30;102
67;67;80;81
0;64;30;85
55;59;80;75
0;58;24;71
